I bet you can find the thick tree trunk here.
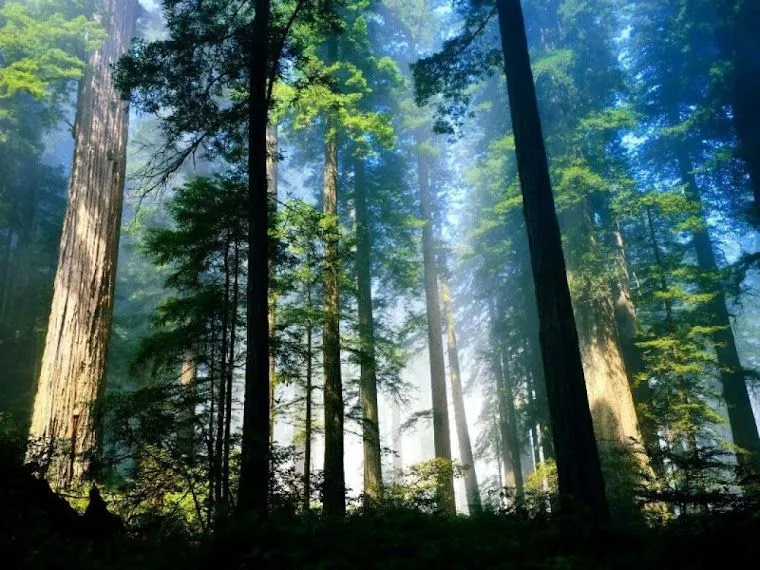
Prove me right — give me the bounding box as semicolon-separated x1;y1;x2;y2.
716;0;760;214
676;147;760;476
494;0;608;520
439;265;481;512
354;156;382;500
27;0;138;490
417;143;455;514
602;213;663;475
321;23;345;515
238;0;271;517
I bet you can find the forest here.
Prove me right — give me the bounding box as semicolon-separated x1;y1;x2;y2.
2;0;760;568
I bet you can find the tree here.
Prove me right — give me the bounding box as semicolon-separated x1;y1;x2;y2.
491;0;608;520
354;154;382;500
28;0;139;489
239;0;272;518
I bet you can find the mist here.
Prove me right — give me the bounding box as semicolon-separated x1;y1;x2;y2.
3;0;760;567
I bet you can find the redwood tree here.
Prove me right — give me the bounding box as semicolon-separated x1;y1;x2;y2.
27;0;139;490
494;0;608;520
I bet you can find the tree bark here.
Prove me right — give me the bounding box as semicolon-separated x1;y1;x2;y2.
676;146;760;477
494;0;608;520
178;352;196;462
417;142;455;514
303;311;313;512
354;155;382;500
238;0;271;518
27;0;139;490
321;22;345;517
716;0;760;215
267;124;278;443
602;212;663;475
439;263;481;512
488;299;524;498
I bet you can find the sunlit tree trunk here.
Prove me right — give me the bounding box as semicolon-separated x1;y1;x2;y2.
27;0;139;490
439;264;481;513
601;209;663;476
391;402;402;480
321;23;345;517
239;0;271;517
675;145;760;477
178;352;197;462
354;155;382;500
494;0;608;520
416;142;455;514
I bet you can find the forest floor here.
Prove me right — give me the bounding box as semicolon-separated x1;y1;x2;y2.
4;462;760;570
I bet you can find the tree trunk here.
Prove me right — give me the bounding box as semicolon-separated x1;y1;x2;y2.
267;124;278;443
716;0;760;215
676;146;760;477
303;312;313;512
223;240;240;504
215;237;231;507
417;142;455;514
488;299;524;498
321;23;345;517
494;0;608;520
238;0;271;517
439;264;481;513
602;212;663;476
27;0;139;490
566;201;650;520
354;155;382;500
391;402;402;480
178;352;196;462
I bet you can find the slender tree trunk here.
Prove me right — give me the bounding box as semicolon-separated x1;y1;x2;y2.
494;0;608;520
303;310;313;512
675;146;760;476
223;240;240;503
178;352;196;462
239;0;271;517
391;402;402;480
322;23;345;517
215;238;231;506
27;0;139;489
488;299;524;498
354;155;382;500
416;142;455;514
439;266;481;513
267;124;278;444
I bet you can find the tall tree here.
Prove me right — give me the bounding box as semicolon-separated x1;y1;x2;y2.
493;0;608;519
239;0;272;517
321;4;346;517
715;0;760;214
354;154;383;500
28;0;139;489
417;139;456;513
